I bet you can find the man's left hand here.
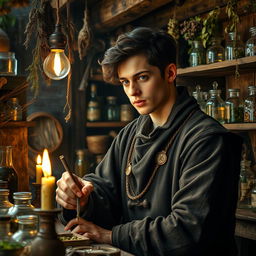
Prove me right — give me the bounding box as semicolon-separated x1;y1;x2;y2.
64;218;112;244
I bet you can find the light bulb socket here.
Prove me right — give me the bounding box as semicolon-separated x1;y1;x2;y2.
49;24;67;49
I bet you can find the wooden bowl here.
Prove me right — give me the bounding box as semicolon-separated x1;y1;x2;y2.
86;135;110;154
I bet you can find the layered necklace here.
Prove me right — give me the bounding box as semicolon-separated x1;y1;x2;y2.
125;110;196;202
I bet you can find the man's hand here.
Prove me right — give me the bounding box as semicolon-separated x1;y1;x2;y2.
56;171;94;210
65;218;112;244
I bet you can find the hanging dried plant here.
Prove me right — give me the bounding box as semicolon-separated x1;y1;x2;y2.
167;18;180;40
225;0;239;33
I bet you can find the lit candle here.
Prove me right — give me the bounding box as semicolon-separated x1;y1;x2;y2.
41;149;56;210
36;154;42;184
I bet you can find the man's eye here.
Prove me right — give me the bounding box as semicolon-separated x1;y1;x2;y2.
138;75;148;81
120;80;129;86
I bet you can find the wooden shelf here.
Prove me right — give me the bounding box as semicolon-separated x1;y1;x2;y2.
177;56;256;77
0;121;35;128
86;121;130;128
223;123;256;131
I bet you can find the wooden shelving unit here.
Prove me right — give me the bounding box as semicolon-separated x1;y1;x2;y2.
86;121;130;128
177;56;256;77
223;123;256;131
0;121;35;128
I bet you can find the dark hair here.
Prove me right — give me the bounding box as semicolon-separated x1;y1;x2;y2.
99;27;177;84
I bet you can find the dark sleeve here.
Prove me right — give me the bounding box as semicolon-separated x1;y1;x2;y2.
60;133;124;229
112;133;242;256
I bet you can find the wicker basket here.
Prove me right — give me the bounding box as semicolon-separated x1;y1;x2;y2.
86;135;110;154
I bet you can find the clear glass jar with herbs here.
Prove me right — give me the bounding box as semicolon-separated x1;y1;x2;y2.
87;84;101;122
244;85;256;122
189;41;205;67
0;189;13;215
225;32;245;60
105;96;120;121
206;38;225;64
206;81;225;124
245;26;256;57
225;88;243;123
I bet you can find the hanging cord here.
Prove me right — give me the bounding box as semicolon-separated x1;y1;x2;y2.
64;2;72;122
56;0;60;25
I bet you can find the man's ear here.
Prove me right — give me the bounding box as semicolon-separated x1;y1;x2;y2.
165;63;177;83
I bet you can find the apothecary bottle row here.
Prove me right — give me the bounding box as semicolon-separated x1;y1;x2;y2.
193;81;256;124
86;83;135;122
190;26;256;67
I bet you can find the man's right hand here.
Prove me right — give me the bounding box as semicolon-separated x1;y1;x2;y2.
56;172;94;210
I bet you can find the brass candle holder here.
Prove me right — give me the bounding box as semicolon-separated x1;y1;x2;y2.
31;183;41;208
30;208;65;256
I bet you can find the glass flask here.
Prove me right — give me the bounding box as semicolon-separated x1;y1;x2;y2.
12;215;38;246
6;97;22;121
0;189;13;215
0;52;17;76
87;84;101;122
225;32;244;60
206;81;225;124
8;192;35;233
192;85;206;113
189;41;205;67
75;149;90;178
106;96;120;121
225;88;243;123
244;85;256;122
0;146;18;202
245;26;256;56
238;160;253;209
206;38;225;64
120;104;134;121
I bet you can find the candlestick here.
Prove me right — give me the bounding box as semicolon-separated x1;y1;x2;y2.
41;149;55;210
36;154;42;184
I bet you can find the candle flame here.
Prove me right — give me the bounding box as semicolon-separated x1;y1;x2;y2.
36;154;42;165
42;149;52;177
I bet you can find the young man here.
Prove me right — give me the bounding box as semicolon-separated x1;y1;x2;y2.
56;27;242;256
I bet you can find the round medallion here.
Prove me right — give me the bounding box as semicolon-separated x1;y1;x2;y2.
156;151;167;165
125;164;132;176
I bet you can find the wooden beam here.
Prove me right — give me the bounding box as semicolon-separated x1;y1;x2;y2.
91;0;174;33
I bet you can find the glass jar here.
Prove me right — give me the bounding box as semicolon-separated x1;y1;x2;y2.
87;84;101;122
238;160;253;209
120;104;134;122
192;85;206;113
206;38;225;64
6;97;22;121
75;149;90;178
0;189;13;215
206;81;225;124
189;40;205;67
12;215;38;246
106;96;120;121
225;32;245;60
244;85;256;122
0;146;18;202
7;192;35;233
0;52;17;76
245;26;256;57
225;88;243;123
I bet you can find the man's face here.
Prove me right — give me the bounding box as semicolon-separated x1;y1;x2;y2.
117;54;175;118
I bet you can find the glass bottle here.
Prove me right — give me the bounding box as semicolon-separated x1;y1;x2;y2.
206;38;225;64
6;98;22;121
0;146;18;202
87;84;101;122
12;215;38;246
75;149;89;178
206;81;225;124
225;88;243;123
238;160;253;209
8;192;35;233
225;32;245;60
192;85;206;113
106;96;120;121
251;179;256;212
0;189;13;215
245;26;256;57
0;52;17;76
189;40;205;67
120;104;134;122
244;85;256;122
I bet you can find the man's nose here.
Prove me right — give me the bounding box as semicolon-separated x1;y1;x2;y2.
128;82;140;96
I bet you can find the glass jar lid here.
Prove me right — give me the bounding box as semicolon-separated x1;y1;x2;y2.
13;192;32;200
17;215;37;225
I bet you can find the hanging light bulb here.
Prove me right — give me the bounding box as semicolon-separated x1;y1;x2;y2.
43;1;70;80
